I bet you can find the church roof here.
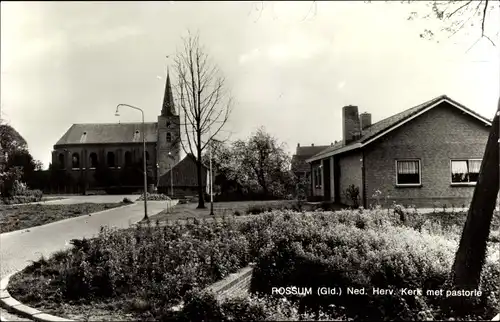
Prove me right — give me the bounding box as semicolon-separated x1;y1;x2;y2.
54;122;158;146
161;69;176;117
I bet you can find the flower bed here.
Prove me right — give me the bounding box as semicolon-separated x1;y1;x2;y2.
137;193;172;201
7;219;251;321
7;208;500;321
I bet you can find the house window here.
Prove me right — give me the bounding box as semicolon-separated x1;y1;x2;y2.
166;132;172;142
124;151;132;167
396;160;421;185
89;153;98;168
107;151;115;168
451;159;481;184
58;153;65;169
72;153;80;169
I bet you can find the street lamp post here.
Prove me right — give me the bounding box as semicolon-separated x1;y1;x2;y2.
115;104;148;221
168;152;174;198
209;127;214;216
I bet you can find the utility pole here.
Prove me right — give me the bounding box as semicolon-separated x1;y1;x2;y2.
209;126;214;216
116;104;149;221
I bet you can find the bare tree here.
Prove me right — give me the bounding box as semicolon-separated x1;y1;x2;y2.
404;1;500;295
405;0;499;48
173;31;232;209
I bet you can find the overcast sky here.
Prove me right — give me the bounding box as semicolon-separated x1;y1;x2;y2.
1;1;499;169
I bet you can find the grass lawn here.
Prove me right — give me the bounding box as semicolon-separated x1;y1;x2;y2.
0;202;130;233
148;199;347;222
149;200;297;222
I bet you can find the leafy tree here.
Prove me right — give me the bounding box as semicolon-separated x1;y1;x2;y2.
202;140;244;198
232;127;295;199
0;123;42;197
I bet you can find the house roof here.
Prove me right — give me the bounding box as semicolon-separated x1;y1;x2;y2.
54;122;158;146
291;145;331;173
307;95;493;162
159;153;208;187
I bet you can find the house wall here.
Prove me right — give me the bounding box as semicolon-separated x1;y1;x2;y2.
52;142;158;189
364;101;491;208
338;150;363;206
329;157;335;201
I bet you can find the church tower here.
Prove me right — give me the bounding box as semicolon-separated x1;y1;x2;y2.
157;68;181;178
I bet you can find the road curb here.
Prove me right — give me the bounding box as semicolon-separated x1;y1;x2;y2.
0;273;74;322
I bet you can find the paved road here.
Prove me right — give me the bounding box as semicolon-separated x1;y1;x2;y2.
0;199;174;321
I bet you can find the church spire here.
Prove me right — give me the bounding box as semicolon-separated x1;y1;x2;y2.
161;67;176;116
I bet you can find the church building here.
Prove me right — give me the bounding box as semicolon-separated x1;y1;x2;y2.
51;69;207;196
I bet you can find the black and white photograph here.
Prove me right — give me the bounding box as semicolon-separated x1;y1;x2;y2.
0;1;499;321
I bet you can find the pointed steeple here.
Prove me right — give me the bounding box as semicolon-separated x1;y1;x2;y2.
161;67;176;116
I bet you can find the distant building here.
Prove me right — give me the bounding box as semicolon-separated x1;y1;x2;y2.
306;95;494;208
158;153;209;198
291;143;332;181
51;69;199;195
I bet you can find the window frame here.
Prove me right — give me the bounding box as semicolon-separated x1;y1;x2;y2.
71;153;80;170
166;132;172;142
395;159;422;187
450;159;482;186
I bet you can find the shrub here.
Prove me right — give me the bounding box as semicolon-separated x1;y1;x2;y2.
344;184;360;208
1;187;43;204
242;211;496;321
123;197;133;204
137;193;171;201
178;291;336;321
11;218;251;320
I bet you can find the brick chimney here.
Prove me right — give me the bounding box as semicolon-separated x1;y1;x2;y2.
342;105;361;145
297;143;300;147
360;112;372;130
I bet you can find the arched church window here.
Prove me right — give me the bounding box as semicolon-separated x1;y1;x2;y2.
72;153;80;169
166;132;172;142
89;153;98;168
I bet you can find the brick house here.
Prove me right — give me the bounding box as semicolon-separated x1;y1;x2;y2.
306;95;493;208
51;70;184;193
